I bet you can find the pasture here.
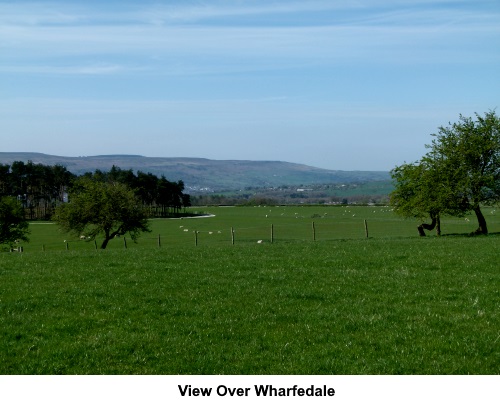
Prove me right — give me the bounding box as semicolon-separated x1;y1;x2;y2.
1;206;499;374
18;205;500;251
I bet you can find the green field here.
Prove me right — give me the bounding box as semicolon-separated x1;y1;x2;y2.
1;206;499;374
17;205;500;251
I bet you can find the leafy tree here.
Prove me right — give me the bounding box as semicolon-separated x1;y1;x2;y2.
427;110;500;234
390;156;470;236
53;179;151;249
390;161;442;236
0;161;74;208
135;171;159;206
49;164;75;203
77;167;190;217
0;161;190;220
0;196;29;248
391;110;500;235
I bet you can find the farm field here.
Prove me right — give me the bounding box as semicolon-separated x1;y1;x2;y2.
1;206;499;374
18;205;500;251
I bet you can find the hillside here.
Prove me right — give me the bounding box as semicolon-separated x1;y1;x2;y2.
0;152;390;193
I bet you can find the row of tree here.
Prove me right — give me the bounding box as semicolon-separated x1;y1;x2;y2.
80;166;191;216
0;162;191;219
390;110;500;236
0;161;74;210
1;164;192;249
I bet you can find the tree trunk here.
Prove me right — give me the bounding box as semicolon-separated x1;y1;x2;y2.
417;224;426;237
100;229;111;249
435;215;441;236
472;205;488;235
417;213;440;236
100;237;111;249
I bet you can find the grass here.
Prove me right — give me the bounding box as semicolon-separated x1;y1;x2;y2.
1;206;499;374
21;205;499;251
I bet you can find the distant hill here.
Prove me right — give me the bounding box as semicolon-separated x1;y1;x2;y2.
0;152;391;193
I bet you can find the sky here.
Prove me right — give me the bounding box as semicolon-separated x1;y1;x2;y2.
1;0;499;171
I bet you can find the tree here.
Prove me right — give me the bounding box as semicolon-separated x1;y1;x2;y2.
0;196;29;248
390;161;442;236
0;164;11;197
427;110;500;234
53;179;151;249
77;167;190;217
391;110;500;236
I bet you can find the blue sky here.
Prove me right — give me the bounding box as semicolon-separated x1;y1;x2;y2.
1;0;499;170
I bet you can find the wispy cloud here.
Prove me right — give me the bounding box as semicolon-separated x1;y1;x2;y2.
135;1;363;25
1;1;498;170
2;25;498;77
1;0;499;77
0;0;497;84
1;0;494;26
0;1;361;26
0;63;141;75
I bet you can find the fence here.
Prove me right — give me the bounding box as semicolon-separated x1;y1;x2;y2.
11;219;418;253
10;204;498;253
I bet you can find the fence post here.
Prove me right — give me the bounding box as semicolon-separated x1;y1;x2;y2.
231;227;235;245
66;242;69;250
364;219;369;238
123;236;127;249
271;224;274;243
195;231;198;246
312;221;316;241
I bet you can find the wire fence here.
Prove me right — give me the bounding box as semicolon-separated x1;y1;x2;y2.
10;219;424;252
7;205;498;253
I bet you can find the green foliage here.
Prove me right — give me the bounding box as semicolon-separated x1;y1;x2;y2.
0;161;74;203
0;161;190;220
80;166;190;214
0;196;29;247
390;161;437;220
429;111;500;203
0;161;75;220
391;110;500;234
53;178;151;249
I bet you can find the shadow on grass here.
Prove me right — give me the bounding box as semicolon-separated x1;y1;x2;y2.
436;231;500;238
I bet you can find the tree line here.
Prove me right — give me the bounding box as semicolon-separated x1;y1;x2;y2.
80;166;191;216
0;162;190;220
0;161;74;218
390;110;499;236
1;163;191;249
